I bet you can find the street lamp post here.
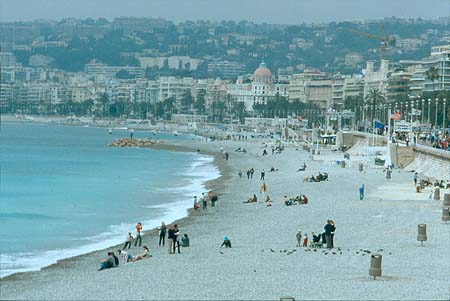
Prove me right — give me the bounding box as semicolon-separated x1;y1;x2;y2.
421;99;425;124
435;98;438;128
427;98;431;126
443;98;447;128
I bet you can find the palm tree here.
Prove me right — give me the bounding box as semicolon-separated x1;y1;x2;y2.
425;67;439;95
364;89;385;123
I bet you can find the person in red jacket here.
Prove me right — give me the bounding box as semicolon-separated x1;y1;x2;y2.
134;222;142;247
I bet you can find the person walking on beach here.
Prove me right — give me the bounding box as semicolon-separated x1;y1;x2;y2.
211;193;218;207
414;172;418;186
168;224;175;254
324;220;335;249
303;233;308;247
134;222;142;247
193;196;200;209
359;184;365;200
246;170;250;179
123;232;133;249
250;168;254;179
202;193;208;210
260;181;268;194
260;169;265;181
159;222;167;247
238;170;242;178
173;224;181;254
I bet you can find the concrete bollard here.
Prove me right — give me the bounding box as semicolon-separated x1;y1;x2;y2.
434;188;440;200
444;194;450;207
359;163;364;172
369;254;382;279
417;224;427;246
280;297;295;301
386;170;392;179
341;160;346;168
442;207;450;223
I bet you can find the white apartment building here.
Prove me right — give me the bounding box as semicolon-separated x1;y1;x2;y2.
139;56;202;71
0;52;17;67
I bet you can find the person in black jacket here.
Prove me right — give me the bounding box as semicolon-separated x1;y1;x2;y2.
167;224;175;254
324;220;336;249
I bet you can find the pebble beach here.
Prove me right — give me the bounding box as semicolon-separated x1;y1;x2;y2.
1;138;449;300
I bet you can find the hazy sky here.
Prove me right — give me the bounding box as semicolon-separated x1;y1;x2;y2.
1;0;449;24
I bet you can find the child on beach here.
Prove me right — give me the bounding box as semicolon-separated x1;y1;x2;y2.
123;232;133;249
303;233;308;247
296;230;302;247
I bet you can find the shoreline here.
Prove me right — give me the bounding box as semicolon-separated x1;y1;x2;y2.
0;137;230;281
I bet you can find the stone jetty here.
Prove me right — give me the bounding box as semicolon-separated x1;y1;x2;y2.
108;138;159;147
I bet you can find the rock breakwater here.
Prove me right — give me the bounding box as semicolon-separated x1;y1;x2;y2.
108;138;159;147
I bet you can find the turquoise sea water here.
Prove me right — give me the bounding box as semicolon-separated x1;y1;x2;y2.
0;122;219;277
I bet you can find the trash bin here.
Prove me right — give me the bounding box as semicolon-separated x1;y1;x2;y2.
434;188;440;201
386;170;392;179
341;160;346;168
359;163;364;172
443;194;450;207
442;207;450;223
417;224;427;246
369;254;382;279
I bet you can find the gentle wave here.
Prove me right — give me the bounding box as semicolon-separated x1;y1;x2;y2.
0;154;220;278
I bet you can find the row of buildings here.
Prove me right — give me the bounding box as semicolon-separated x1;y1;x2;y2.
1;45;449;114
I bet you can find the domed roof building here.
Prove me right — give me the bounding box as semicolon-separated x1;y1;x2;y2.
226;61;289;112
253;62;274;83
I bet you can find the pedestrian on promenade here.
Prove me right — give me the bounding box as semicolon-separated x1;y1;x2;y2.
159;222;167;247
359;184;365;200
134;222;142;247
414;172;418;186
123;232;133;249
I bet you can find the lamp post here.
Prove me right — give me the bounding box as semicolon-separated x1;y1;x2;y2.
443;98;447;128
427;98;431;127
435;98;438;128
421;99;425;124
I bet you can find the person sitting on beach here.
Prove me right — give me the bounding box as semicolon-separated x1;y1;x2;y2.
297;163;307;172
181;234;190;247
132;246;151;262
98;252;118;271
221;236;232;248
118;249;133;263
300;195;308;204
243;194;258;203
269;167;279;172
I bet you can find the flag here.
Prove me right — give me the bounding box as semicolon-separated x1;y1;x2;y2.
374;120;385;129
389;111;401;121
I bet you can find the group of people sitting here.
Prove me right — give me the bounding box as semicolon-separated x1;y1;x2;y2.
234;147;247;154
284;195;308;206
305;172;328;182
98;246;152;271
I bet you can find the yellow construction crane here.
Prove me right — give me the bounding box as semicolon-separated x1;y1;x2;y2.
349;26;396;65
